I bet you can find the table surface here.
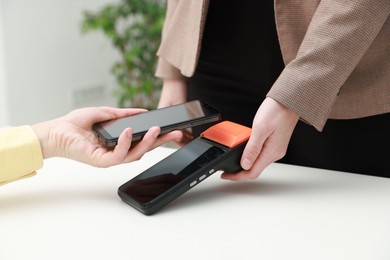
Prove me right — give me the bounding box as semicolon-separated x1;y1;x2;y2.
1;146;390;260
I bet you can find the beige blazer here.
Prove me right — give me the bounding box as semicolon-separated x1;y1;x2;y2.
155;0;390;131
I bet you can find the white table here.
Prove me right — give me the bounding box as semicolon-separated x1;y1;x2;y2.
1;147;390;260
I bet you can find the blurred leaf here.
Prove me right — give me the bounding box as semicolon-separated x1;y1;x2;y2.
81;0;166;108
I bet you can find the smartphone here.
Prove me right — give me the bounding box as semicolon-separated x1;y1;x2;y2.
93;100;221;147
118;121;251;215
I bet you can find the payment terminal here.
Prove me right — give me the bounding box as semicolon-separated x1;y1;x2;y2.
118;121;252;215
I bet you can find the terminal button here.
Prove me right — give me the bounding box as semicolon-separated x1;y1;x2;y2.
190;181;197;187
199;174;207;181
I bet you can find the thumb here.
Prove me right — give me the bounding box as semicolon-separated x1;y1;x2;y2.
240;134;265;170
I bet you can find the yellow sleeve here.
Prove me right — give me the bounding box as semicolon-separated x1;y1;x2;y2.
0;126;44;185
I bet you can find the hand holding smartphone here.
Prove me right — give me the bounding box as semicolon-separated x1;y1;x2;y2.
93;100;221;147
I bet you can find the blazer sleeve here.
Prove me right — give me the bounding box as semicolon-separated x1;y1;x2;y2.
155;0;186;80
0;126;43;185
267;0;390;131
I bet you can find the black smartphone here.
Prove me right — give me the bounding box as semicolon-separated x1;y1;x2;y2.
92;100;221;147
118;121;251;215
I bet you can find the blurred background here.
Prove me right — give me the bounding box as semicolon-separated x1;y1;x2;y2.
0;0;164;127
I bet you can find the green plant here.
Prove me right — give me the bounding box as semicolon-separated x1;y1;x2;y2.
81;0;166;108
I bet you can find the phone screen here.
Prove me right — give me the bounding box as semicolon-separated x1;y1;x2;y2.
93;100;220;146
119;140;224;206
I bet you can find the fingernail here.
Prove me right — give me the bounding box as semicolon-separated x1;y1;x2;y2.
153;129;159;138
242;158;252;170
127;129;133;139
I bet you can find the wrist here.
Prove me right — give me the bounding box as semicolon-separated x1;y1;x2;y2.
31;119;59;159
159;78;187;107
266;97;300;124
163;78;187;89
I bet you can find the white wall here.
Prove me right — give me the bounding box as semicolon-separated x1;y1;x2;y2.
0;1;8;126
1;0;120;126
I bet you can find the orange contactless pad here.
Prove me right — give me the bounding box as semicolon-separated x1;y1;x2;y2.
200;121;252;148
